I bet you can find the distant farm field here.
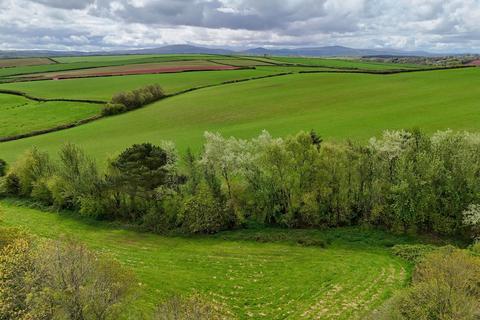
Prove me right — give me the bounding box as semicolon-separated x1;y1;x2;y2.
0;68;281;101
0;200;410;319
0;57;55;68
1;67;478;164
15;60;243;80
270;56;423;70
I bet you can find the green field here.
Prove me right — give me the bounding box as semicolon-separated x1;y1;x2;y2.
0;93;100;137
0;68;281;101
1;53;476;319
0;200;410;319
1;68;479;164
269;56;423;70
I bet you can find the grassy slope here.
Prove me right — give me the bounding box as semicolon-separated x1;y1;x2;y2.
0;200;409;319
1;68;479;163
270;57;423;70
0;94;101;137
0;69;280;101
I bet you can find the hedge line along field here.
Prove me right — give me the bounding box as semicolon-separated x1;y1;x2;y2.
0;68;282;101
0;93;101;137
0;200;410;319
1;67;479;164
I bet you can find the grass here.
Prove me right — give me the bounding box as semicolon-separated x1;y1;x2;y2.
0;199;411;319
0;68;281;101
269;57;423;70
1;67;479;163
0;93;101;137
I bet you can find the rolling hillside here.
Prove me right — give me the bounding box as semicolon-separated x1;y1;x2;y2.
1;67;478;163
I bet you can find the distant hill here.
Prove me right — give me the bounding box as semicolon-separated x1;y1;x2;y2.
0;44;448;58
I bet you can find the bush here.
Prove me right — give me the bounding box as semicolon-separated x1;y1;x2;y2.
0;232;135;320
0;159;6;177
101;103;127;116
374;247;480;319
3;173;20;195
154;294;231;320
111;84;165;112
296;237;327;248
391;244;437;263
181;186;230;234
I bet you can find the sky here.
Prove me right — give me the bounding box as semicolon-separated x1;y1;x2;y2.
1;0;480;53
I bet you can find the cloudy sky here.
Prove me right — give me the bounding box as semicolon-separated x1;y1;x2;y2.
1;0;480;52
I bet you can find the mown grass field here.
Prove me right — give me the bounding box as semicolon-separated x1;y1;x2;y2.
0;93;100;137
1;67;478;164
0;200;411;319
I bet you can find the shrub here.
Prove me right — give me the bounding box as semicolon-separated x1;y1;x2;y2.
181;186;230;234
374;247;480;319
0;232;135;320
3;173;20;195
391;244;437;263
0;159;6;177
101;103;127;116
154;294;230;320
296;238;327;248
111;84;165;112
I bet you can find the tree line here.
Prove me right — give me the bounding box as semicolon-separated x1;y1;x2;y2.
2;129;480;236
102;84;166;116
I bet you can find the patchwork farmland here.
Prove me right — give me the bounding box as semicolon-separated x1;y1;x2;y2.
1;52;479;319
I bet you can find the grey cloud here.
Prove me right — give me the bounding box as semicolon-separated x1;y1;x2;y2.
30;0;94;10
1;0;480;52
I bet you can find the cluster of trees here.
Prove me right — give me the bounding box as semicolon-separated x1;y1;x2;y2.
0;227;133;320
362;55;479;67
102;84;166;116
2;129;480;236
